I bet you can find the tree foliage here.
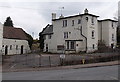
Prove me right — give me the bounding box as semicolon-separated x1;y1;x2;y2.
39;32;44;51
25;32;33;49
117;27;120;44
4;17;14;27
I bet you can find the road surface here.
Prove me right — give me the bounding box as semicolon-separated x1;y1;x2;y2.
2;65;119;80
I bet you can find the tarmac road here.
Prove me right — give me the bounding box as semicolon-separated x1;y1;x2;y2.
2;65;119;80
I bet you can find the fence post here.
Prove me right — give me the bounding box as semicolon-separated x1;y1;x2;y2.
39;54;41;67
49;56;51;67
25;54;27;65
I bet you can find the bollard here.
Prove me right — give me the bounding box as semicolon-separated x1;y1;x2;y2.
82;59;85;64
39;54;41;67
49;56;51;67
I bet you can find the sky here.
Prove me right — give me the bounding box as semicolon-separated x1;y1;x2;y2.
0;0;119;39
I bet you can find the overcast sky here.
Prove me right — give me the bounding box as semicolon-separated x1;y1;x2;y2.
0;0;119;39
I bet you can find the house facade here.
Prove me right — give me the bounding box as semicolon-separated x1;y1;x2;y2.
0;25;30;55
0;23;3;53
98;19;117;48
41;9;118;53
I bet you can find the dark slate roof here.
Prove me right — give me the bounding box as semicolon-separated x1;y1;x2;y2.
52;13;99;21
3;26;28;40
98;19;118;22
42;24;53;35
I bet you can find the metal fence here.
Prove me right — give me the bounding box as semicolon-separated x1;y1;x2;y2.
0;50;2;65
2;48;120;70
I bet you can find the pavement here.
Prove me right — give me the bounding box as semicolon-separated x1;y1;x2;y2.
2;60;119;73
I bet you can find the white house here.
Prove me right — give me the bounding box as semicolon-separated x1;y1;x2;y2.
41;9;118;53
1;25;30;55
98;19;117;48
0;23;3;54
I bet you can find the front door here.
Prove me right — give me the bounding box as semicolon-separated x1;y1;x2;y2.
111;44;114;49
46;44;48;52
21;45;23;54
5;45;8;55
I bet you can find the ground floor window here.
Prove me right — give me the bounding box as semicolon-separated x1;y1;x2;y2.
57;45;64;50
66;41;75;50
93;44;95;49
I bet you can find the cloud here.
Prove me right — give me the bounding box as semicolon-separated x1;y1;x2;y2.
0;1;118;39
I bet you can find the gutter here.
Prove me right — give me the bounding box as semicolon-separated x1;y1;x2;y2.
80;26;87;52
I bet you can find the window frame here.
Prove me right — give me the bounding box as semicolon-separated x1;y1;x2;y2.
63;20;67;27
64;32;68;39
72;20;74;26
78;19;81;24
10;45;12;50
16;45;18;50
112;34;114;41
92;30;95;39
91;17;94;25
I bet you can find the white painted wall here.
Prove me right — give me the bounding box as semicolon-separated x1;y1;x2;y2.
44;11;117;53
98;20;117;47
2;39;30;55
109;21;117;47
0;23;3;54
85;16;98;53
51;16;86;53
44;14;99;53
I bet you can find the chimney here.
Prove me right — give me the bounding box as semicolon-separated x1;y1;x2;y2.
59;14;64;18
84;8;88;14
52;13;56;20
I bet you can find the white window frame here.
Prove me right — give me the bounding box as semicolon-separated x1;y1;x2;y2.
63;20;67;27
64;32;68;39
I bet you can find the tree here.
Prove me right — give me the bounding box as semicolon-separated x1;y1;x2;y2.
25;32;33;49
4;16;14;27
39;32;44;51
117;27;120;44
113;11;120;44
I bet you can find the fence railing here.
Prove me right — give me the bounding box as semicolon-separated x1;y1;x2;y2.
2;48;120;69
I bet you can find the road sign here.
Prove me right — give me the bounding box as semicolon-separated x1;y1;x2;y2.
60;54;65;59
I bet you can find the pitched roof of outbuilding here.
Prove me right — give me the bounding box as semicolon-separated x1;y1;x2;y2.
3;26;28;40
42;24;53;35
